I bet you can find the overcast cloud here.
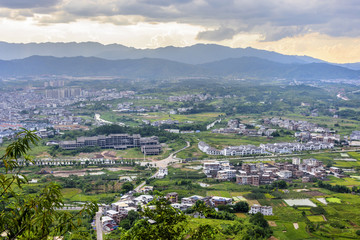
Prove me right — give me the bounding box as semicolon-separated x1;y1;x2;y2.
0;0;359;41
0;0;360;62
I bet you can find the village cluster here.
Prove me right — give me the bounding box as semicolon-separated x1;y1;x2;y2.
198;141;334;156
212;118;341;144
97;155;345;232
203;158;343;184
99;185;272;232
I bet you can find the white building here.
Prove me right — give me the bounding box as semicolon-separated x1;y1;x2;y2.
249;204;273;215
156;168;168;179
292;157;301;165
216;169;237;180
278;170;292;179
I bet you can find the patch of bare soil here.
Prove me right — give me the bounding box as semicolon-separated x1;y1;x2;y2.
268;221;277;227
102;151;117;158
172;163;183;168
48;168;102;177
106;167;133;171
37;152;51;157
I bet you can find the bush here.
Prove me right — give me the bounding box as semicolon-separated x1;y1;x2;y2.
234;201;249;213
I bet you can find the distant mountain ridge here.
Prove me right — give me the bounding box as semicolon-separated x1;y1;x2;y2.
0;41;325;65
0;55;359;80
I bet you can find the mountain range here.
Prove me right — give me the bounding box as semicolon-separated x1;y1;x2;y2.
0;42;359;79
0;55;359;80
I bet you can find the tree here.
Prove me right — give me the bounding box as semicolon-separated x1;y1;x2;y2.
0;129;98;239
121;195;187;240
191;200;215;217
118;210;140;230
120;195;218;240
122;182;134;192
234;201;249;213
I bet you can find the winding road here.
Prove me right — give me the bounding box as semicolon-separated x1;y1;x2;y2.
135;141;190;192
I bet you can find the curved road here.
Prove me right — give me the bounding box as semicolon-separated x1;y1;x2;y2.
153;141;190;168
135;141;190;192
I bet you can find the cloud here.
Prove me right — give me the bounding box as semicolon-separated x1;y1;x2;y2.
0;0;61;9
1;0;360;42
197;27;236;41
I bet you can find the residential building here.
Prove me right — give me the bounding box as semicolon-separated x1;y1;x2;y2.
249;204;273;215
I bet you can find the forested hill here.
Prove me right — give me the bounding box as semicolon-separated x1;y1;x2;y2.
0;55;359;80
0;42;324;64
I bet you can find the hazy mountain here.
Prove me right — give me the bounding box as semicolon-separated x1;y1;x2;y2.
0;42;324;65
336;62;360;71
201;57;360;79
0;56;202;78
0;55;359;80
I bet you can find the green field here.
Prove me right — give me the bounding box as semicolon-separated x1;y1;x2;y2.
206;191;232;198
347;151;360;160
326;197;341;203
307;215;325;222
327;176;360;186
265;193;275;199
272;221;311;240
61;188;82;200
69;192;118;202
135;112;223;123
197;132;295;149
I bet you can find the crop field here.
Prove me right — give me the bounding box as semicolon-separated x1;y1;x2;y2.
258;199;286;208
206;191;231;198
327;176;360;186
272;221;310;240
347;151;360;160
307;215;325;222
232;196;247;202
61;188;82;200
265;193;275;198
334;161;360;168
140;112;223;123
230;191;250;197
196;132;295;149
69;192;118;202
326;197;341;203
297;207;311;210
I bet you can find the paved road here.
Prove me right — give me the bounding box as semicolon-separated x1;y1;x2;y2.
153;141;190;168
96;207;103;240
135;180;147;192
135;141;190;192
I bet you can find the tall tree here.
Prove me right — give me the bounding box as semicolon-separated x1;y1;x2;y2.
0;129;98;239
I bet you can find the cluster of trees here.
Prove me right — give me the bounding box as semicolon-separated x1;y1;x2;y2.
159;122;209;131
49;145;102;157
59;124;182;144
0;129;98;239
338;109;360;121
107;196;271;240
317;180;351;193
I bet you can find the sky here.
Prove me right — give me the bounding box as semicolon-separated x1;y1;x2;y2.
0;0;359;63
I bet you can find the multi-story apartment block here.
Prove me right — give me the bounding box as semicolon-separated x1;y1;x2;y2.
59;134;162;154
